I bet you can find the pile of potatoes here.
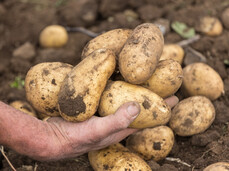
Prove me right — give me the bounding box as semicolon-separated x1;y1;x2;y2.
16;22;225;170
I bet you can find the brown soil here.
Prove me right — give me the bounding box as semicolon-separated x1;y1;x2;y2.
1;0;229;170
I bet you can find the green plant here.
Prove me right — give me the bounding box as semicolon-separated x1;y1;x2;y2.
10;76;25;89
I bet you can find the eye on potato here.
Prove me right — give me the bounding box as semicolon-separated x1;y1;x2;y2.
182;62;224;100
126;126;174;161
58;49;116;122
81;29;132;60
39;25;68;48
10;100;37;118
203;162;229;171
119;23;164;84
98;81;171;129
25;62;73;116
159;44;184;64
169;96;215;136
142;59;183;98
88;143;151;171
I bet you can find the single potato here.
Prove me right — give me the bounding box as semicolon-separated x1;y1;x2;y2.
182;62;224;100
58;49;116;122
126;126;174;161
159;44;184;64
88;143;151;171
98;81;171;129
142;59;183;98
25;62;73;116
39;25;68;48
119;23;164;84
169;96;215;136
203;162;229;171
221;7;229;29
10;100;37;118
197;16;223;36
81;29;132;60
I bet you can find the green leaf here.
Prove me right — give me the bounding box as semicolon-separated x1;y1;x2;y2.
10;76;25;89
171;21;196;39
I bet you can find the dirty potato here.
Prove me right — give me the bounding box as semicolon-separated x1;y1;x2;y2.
126;126;174;161
169;96;215;136
25;62;73;116
119;23;164;84
98;81;171;129
58;49;116;122
159;44;184;64
142;59;183;98
88;143;151;171
182;62;224;100
81;29;132;60
203;162;229;171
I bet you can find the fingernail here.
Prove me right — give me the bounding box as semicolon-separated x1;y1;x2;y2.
127;102;140;118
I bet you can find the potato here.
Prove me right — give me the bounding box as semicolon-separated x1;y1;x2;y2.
197;16;223;36
203;162;229;171
221;7;229;29
81;29;132;60
182;62;224;100
58;49;116;122
159;44;184;64
169;96;215;136
88;143;151;171
126;126;174;161
39;25;68;48
25;62;73;116
10;100;37;118
98;81;171;129
119;23;164;84
142;59;183;98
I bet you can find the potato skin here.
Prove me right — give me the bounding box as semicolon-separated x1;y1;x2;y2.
119;23;164;84
25;62;73;116
58;49;116;122
88;143;151;171
169;96;215;136
98;81;171;129
126;126;174;161
142;59;183;98
39;25;68;48
159;44;184;64
81;29;132;60
203;162;229;171
182;62;224;100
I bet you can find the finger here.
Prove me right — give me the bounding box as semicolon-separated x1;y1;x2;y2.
84;101;140;144
164;95;179;108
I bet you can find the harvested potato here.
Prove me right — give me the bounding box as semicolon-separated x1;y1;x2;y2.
10;100;37;118
169;96;215;136
98;81;171;129
25;62;73;116
39;25;68;48
221;7;229;29
142;59;183;98
81;29;132;60
197;16;223;36
126;126;174;161
159;44;184;64
182;62;224;100
88;143;151;171
58;49;116;122
119;23;164;84
203;162;229;171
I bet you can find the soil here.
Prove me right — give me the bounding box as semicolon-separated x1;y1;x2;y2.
1;0;229;170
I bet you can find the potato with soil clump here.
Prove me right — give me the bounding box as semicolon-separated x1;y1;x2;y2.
126;126;174;161
58;49;116;122
98;81;171;129
182;62;224;100
142;59;183;98
81;29;132;59
203;162;229;171
169;96;215;136
88;143;151;171
25;62;73;116
119;23;164;84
